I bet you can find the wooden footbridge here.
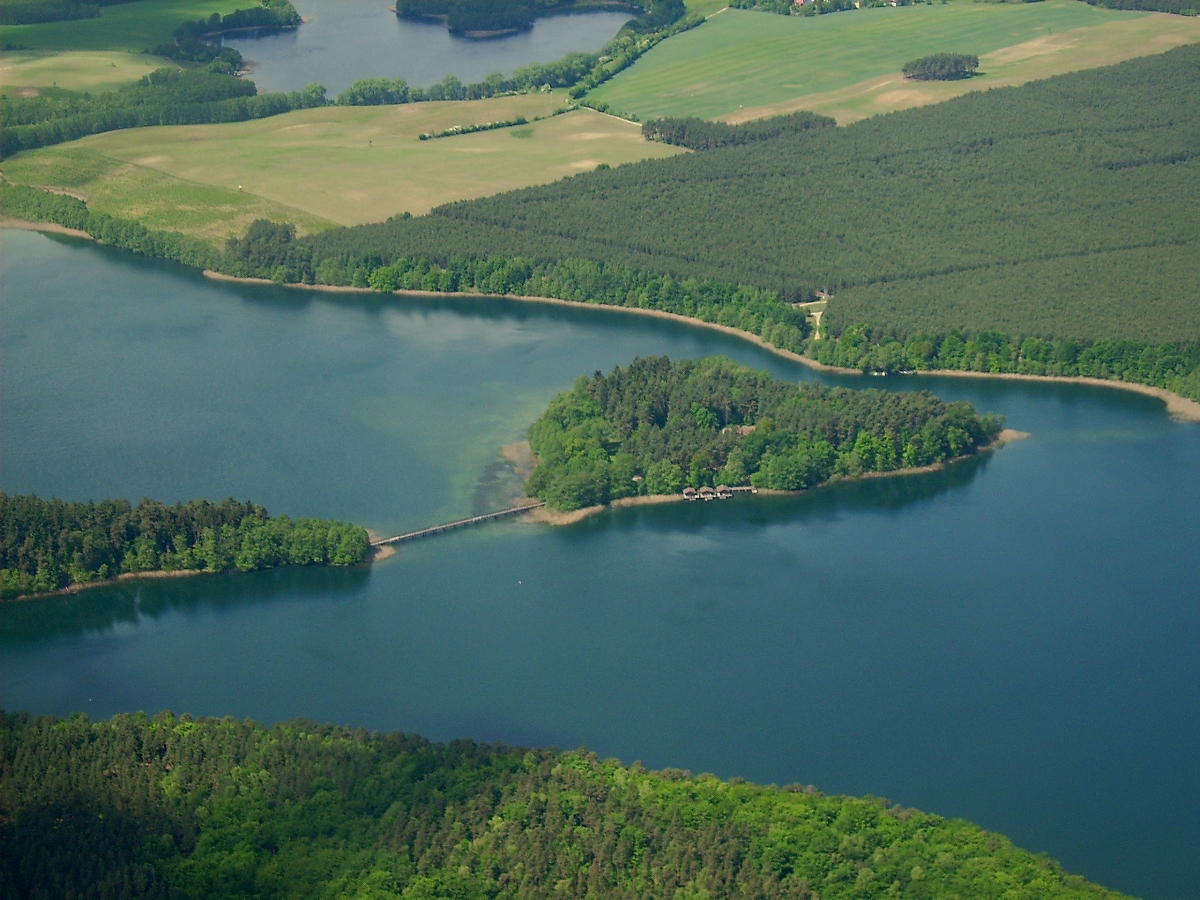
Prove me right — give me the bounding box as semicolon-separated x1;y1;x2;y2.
371;501;546;547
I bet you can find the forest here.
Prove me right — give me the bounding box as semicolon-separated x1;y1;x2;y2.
641;110;834;150
525;357;1002;510
155;0;300;65
281;45;1200;398
1081;0;1198;12
0;494;370;600
0;710;1134;900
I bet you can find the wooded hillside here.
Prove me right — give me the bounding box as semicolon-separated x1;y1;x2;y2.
0;711;1134;899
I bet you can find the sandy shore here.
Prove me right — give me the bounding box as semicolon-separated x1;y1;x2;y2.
1;216;92;239
198;272;1200;421
366;530;399;562
912;369;1200;423
4;222;1194;419
526;429;1029;526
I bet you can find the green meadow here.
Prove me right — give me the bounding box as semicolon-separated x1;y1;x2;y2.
0;50;175;94
586;0;1192;121
0;0;249;52
2;93;684;242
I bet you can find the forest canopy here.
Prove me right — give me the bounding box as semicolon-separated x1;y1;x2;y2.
641;110;834;150
525;357;1002;510
0;494;370;600
0;710;1135;900
294;45;1200;346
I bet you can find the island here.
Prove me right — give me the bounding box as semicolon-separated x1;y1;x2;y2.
525;356;1007;513
0;494;370;601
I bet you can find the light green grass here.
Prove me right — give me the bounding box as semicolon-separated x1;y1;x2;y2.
684;0;731;17
0;0;248;52
1;93;685;241
0;50;175;93
1;146;337;242
587;0;1166;121
728;12;1200;123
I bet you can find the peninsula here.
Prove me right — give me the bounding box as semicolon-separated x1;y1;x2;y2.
524;356;1004;512
0;494;370;601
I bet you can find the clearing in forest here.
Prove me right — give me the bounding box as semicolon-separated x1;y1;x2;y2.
2;93;684;242
586;0;1199;121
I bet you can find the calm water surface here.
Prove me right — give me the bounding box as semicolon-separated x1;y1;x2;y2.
221;0;631;94
2;230;1199;899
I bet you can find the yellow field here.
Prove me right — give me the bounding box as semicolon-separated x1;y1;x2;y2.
1;93;685;242
724;13;1200;124
0;51;176;94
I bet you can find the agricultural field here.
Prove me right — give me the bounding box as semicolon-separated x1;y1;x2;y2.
586;0;1200;121
1;92;684;241
0;0;247;52
0;50;174;95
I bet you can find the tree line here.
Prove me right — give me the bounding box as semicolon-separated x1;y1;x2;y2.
525;356;1002;510
730;0;896;18
1080;0;1198;13
0;710;1134;900
0;494;370;600
641;110;834;150
153;0;301;68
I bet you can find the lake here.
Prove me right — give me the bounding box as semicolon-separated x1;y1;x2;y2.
219;0;633;95
2;228;1198;900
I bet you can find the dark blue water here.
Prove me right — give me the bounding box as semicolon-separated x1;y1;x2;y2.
221;0;631;95
2;229;1198;899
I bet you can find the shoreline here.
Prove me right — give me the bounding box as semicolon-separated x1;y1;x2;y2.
527;429;1030;526
240;275;1200;422
3;221;1195;420
5;568;211;604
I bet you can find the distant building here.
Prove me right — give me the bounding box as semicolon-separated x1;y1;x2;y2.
683;487;698;500
698;486;716;501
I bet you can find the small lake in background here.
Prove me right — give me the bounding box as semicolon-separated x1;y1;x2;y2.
220;0;632;95
2;229;1199;900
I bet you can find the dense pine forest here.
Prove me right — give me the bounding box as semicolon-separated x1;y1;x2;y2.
0;711;1133;900
525;357;1001;510
295;45;1199;340
0;494;370;600
641;111;834;150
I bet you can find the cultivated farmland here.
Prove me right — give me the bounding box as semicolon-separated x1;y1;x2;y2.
2;93;684;241
587;0;1199;121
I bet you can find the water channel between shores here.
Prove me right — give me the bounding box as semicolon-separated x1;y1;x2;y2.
3;229;1199;900
218;0;633;95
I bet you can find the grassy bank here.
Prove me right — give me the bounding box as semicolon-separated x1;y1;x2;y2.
1;95;684;241
586;0;1196;121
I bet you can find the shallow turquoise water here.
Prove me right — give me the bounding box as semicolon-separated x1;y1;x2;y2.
2;229;1198;898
